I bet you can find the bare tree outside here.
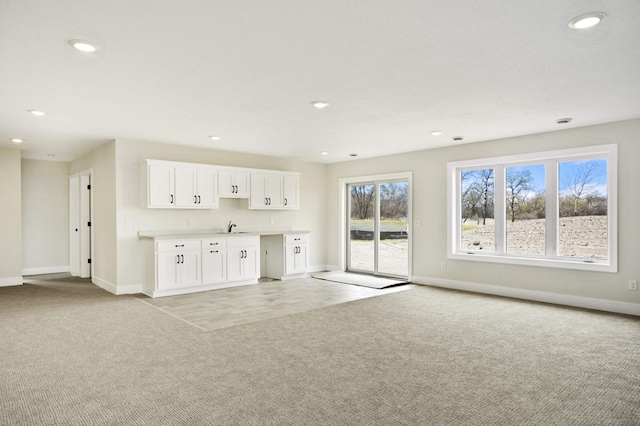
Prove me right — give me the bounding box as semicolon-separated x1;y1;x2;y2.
350;185;375;220
558;159;608;258
461;169;494;251
506;169;535;223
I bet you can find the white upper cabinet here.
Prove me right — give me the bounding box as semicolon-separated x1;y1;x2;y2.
145;160;218;209
145;160;298;210
148;162;175;207
283;174;299;209
249;172;299;210
218;169;250;198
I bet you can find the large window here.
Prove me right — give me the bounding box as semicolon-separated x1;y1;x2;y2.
448;144;617;272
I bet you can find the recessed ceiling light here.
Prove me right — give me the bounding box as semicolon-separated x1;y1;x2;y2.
431;131;443;136
28;110;46;117
568;12;606;29
452;136;464;141
11;138;23;143
311;101;330;109
556;118;573;124
320;151;328;155
209;136;221;141
68;39;98;52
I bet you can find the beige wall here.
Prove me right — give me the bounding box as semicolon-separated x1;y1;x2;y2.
114;139;328;290
21;160;70;274
70;142;118;287
0;148;23;285
327;119;640;306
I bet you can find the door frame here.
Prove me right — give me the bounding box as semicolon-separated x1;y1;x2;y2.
338;172;413;280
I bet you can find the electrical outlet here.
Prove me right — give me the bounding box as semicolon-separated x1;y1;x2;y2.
414;219;421;227
187;219;193;228
630;280;638;291
441;262;446;270
269;218;275;225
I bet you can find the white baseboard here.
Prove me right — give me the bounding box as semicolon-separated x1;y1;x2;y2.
309;264;335;273
0;276;23;287
92;276;142;295
412;276;640;317
22;266;70;276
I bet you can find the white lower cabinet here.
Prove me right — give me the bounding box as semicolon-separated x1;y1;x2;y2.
284;234;309;275
226;237;260;282
201;238;227;285
146;235;260;297
262;233;309;280
156;240;201;291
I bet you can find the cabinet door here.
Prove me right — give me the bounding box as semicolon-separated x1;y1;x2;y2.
242;247;259;280
202;249;226;284
295;244;309;274
227;248;244;282
285;243;308;275
174;166;198;207
283;175;299;209
148;163;175;208
157;252;180;289
218;170;235;197
197;168;218;208
265;174;284;208
179;251;201;287
284;244;297;275
234;171;250;198
249;173;267;208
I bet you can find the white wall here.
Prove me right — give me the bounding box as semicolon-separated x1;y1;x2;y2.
327;119;640;310
21;160;70;275
114;139;328;292
70;141;118;289
0;148;22;286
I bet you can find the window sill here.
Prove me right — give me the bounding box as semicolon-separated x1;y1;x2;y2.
449;252;616;273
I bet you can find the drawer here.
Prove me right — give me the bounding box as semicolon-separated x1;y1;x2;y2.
226;235;260;248
285;233;309;245
202;238;227;249
156;239;201;252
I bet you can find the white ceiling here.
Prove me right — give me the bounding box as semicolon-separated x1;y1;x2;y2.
1;1;639;163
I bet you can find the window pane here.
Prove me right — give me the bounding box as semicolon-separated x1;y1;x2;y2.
558;159;608;259
460;168;495;252
505;164;545;255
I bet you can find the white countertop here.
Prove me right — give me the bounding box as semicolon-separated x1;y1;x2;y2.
138;229;309;240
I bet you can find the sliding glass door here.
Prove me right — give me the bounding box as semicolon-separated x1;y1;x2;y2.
347;179;409;278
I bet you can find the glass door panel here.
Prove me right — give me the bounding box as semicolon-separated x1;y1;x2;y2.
347;183;375;273
377;181;409;277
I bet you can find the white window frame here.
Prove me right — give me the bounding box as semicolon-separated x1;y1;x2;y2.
447;144;617;273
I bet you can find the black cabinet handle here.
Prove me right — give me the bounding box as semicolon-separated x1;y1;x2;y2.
194;195;197;204
210;250;218;253
170;194;174;204
181;255;184;264
176;254;180;264
175;244;184;247
210;242;218;246
264;197;268;205
284;198;287;206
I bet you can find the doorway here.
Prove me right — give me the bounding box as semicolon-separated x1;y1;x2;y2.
344;173;411;279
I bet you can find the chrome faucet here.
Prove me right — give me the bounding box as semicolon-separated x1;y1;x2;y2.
227;221;237;233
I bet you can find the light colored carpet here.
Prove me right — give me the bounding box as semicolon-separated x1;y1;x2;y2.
311;271;409;289
1;276;639;425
